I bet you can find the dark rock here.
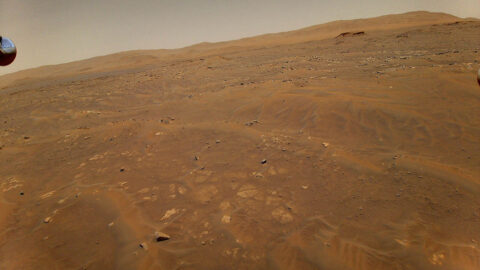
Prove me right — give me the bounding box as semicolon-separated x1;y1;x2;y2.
336;31;365;38
477;69;480;86
155;231;170;242
261;159;267;164
245;120;259;126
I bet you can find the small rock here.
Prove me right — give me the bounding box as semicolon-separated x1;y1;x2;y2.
155;231;170;242
477;69;480;86
139;242;148;250
19;192;24;196
161;208;178;220
261;159;267;164
120;168;125;172
194;156;199;161
43;217;52;223
24;136;30;140
178;186;187;195
215;140;221;144
108;222;115;227
322;142;329;148
254;172;264;178
221;215;231;224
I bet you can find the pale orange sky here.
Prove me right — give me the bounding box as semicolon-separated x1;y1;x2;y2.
1;0;479;75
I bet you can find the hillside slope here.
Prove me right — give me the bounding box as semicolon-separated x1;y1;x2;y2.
0;11;479;270
0;11;463;89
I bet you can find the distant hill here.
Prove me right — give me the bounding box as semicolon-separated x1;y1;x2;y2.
0;11;464;89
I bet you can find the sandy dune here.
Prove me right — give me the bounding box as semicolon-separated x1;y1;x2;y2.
0;11;479;270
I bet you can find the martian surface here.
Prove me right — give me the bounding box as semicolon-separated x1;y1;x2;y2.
0;11;479;270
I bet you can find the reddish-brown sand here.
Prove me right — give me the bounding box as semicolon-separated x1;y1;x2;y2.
1;11;479;270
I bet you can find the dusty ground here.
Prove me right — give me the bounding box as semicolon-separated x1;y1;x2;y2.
0;11;479;270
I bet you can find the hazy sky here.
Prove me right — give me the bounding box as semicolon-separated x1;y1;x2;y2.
1;0;479;75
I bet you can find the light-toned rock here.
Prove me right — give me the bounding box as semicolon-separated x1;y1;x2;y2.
237;184;258;198
161;208;178;220
178;186;187;195
272;207;293;224
221;215;231;224
219;201;231;210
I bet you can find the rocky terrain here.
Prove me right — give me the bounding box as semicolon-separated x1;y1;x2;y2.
0;11;479;270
